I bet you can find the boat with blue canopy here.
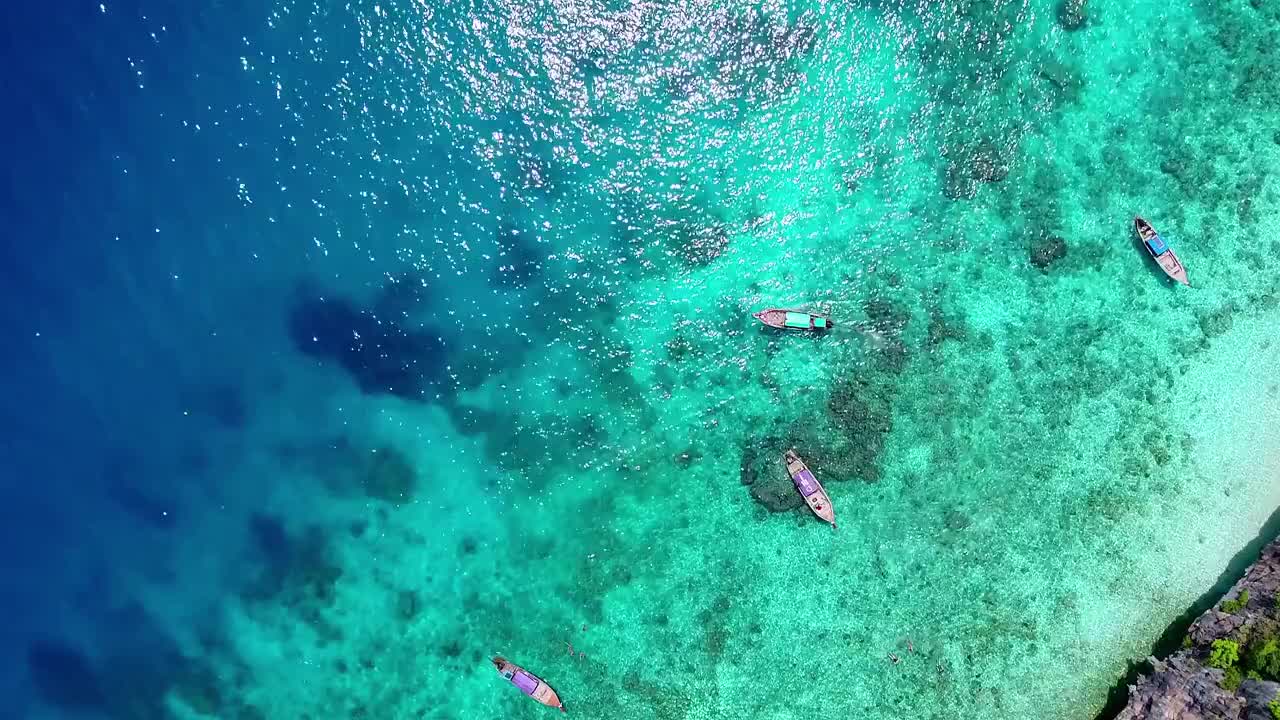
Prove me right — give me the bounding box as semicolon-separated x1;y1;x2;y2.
1134;216;1190;286
752;308;833;331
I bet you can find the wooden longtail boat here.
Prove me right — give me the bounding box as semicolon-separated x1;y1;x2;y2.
784;450;836;529
752;308;832;331
1134;216;1190;286
492;656;566;712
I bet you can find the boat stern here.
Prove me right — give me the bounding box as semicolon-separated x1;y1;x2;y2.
538;686;566;711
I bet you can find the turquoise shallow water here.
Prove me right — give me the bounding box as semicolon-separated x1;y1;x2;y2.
7;0;1280;719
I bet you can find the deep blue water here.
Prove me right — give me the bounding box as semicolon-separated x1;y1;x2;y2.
0;2;276;712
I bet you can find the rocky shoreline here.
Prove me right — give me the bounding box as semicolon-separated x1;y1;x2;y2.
1111;538;1280;720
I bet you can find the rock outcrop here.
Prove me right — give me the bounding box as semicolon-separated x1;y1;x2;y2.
1113;538;1280;720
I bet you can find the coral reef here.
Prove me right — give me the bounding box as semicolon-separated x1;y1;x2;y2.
667;220;731;267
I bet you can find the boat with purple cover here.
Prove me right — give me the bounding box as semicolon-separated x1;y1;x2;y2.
492;656;566;712
1134;216;1190;286
752;308;832;331
784;450;836;529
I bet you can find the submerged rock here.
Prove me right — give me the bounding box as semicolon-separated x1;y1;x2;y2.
104;454;178;531
863;297;911;337
363;446;417;504
1030;235;1069;271
246;523;344;612
943;139;1010;200
826;378;894;481
172;665;224;717
489;226;545;288
397;589;420;620
1198;304;1236;340
926;307;969;348
673;222;731;267
943;167;979;200
969;140;1010;184
1058;0;1088;31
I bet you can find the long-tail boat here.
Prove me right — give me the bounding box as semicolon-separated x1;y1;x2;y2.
492;656;566;712
784;450;836;529
1134;216;1190;286
752;308;832;331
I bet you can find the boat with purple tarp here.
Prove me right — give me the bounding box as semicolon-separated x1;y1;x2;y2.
492;656;566;712
752;308;832;331
1134;216;1190;286
784;450;836;529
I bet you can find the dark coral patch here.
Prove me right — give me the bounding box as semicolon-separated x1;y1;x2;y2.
826;378;894;482
740;435;804;512
943;138;1010;200
926;307;969;349
1058;0;1087;30
288;294;447;402
1029;235;1069;271
363;446;417;504
489;226;545;288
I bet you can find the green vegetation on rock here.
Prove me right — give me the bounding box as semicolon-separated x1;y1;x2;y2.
1246;635;1280;679
1269;699;1280;720
1221;666;1243;691
1208;639;1240;670
1221;590;1250;614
